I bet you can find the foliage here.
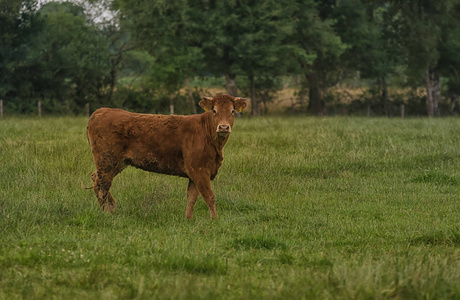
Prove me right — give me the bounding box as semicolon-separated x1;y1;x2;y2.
34;2;111;110
0;0;41;112
2;0;460;115
0;1;111;114
388;0;460;115
114;0;204;93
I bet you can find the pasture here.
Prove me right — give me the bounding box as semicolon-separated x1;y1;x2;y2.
1;116;460;299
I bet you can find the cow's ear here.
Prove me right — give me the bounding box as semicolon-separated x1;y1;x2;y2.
234;97;247;112
199;97;214;111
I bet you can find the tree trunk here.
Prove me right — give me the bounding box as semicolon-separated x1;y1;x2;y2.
381;76;389;116
169;94;175;115
185;77;197;114
450;95;458;114
306;72;323;116
433;73;440;116
262;94;268;115
425;69;441;117
249;75;260;116
225;73;238;96
85;102;90;117
425;70;433;117
107;68;116;103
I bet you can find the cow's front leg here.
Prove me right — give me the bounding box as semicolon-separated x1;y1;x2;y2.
185;179;199;219
192;176;218;219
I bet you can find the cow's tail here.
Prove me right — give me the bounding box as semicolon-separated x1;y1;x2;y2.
81;181;94;190
82;171;97;189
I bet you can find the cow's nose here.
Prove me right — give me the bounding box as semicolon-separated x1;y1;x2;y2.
218;124;230;132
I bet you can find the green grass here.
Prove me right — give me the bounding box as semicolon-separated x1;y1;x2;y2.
1;116;460;299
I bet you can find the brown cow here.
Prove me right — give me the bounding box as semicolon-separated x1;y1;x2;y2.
86;94;247;219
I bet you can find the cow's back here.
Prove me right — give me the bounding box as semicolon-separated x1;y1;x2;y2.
87;108;202;178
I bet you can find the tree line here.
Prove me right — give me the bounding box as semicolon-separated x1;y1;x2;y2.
1;0;460;116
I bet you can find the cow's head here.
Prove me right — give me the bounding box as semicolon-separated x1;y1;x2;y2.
199;94;247;136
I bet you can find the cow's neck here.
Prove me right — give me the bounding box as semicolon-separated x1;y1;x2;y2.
202;113;229;153
213;133;229;150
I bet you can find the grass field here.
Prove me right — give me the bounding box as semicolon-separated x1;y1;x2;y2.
1;116;460;299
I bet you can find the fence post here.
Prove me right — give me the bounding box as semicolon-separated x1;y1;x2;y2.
400;104;405;118
85;103;90;117
38;101;42;117
367;104;371;117
0;100;3;118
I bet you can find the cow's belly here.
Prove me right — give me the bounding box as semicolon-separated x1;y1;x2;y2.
124;155;188;178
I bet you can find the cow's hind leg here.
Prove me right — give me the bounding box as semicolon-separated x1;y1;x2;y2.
93;170;118;213
185;180;199;219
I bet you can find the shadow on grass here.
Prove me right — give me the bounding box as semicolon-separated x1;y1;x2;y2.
411;170;458;186
154;255;227;275
303;256;334;268
231;236;287;250
217;196;263;213
68;212;99;228
279;161;375;179
410;230;460;246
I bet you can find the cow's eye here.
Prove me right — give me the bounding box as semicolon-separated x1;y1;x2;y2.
212;109;217;114
232;109;236;114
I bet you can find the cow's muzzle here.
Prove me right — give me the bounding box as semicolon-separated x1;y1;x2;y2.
217;124;231;135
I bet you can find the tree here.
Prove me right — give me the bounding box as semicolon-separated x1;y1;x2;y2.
29;2;111;112
0;1;113;114
435;1;460;114
116;0;297;115
0;0;42;112
197;1;243;97
389;0;460;116
288;0;346;115
333;0;403;115
114;0;204;114
217;0;294;115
